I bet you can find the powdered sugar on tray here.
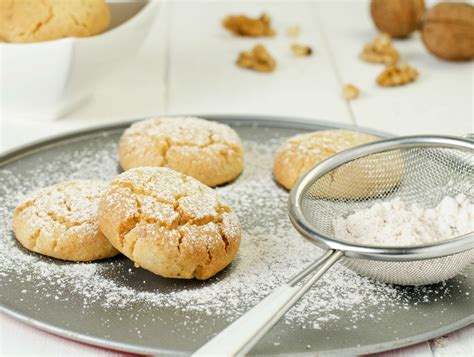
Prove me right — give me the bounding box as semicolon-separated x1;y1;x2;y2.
0;132;466;333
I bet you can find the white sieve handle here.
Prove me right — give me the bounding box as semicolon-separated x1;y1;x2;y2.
192;250;343;356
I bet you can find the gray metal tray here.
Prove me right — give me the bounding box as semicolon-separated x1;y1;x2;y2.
0;115;472;356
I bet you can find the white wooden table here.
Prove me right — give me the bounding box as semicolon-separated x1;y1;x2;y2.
1;1;473;356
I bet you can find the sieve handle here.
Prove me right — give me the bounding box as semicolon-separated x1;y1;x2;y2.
192;250;343;356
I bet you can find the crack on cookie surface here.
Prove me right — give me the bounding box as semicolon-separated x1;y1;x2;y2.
29;228;42;250
46;211;82;230
177;229;185;253
218;224;230;252
113;180;227;230
117;196;142;249
123;119;243;168
126;229;140;261
31;3;54;36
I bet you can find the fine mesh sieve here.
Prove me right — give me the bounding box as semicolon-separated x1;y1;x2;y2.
194;135;474;356
293;135;474;285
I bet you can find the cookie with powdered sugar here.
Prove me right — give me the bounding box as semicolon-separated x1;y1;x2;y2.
273;130;381;190
98;167;241;280
273;129;404;199
119;117;244;187
13;180;119;261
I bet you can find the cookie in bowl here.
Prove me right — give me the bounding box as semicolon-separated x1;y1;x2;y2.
98;167;241;280
12;180;119;261
0;0;110;43
119;117;244;187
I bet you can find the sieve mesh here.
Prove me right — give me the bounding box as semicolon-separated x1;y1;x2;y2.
299;144;474;285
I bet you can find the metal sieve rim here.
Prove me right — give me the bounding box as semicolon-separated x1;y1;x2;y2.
288;135;474;262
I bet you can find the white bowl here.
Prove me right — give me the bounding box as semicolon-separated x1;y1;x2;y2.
1;0;158;120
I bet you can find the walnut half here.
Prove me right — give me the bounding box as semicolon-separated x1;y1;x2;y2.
361;33;400;64
237;44;277;73
223;13;275;37
377;64;418;87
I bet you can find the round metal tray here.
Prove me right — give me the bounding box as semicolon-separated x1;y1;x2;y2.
1;115;472;356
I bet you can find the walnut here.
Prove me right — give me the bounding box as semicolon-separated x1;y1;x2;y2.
361;33;400;64
421;2;474;61
222;13;275;37
291;44;312;56
343;84;360;100
371;0;425;38
237;44;276;72
287;25;301;37
377;63;418;86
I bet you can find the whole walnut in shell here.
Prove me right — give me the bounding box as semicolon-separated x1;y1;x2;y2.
371;0;426;38
421;2;474;61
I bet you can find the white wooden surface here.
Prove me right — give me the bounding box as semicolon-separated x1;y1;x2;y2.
1;1;473;356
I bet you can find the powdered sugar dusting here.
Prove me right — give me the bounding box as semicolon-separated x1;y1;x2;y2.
0;129;469;344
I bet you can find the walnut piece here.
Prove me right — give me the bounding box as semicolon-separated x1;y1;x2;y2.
377;64;418;87
222;13;275;37
287;25;301;37
361;33;400;64
237;44;276;72
343;84;360;100
291;44;312;56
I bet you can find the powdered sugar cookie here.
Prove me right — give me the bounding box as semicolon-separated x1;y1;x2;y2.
273;129;381;190
13;180;118;261
98;167;241;280
119;117;244;187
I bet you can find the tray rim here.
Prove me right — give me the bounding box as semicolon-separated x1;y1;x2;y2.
1;114;393;165
1;114;472;356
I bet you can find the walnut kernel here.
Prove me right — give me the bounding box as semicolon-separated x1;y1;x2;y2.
223;13;275;37
377;64;418;87
237;44;276;72
361;33;400;64
291;44;312;56
343;84;360;100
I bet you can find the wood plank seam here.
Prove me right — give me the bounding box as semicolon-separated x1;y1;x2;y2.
314;3;357;126
163;1;172;114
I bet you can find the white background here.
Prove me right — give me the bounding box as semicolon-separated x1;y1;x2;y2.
1;0;473;356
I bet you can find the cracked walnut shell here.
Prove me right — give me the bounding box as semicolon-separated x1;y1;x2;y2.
361;33;400;64
421;2;474;61
371;0;425;38
119;117;244;187
377;63;418;87
98;167;241;280
237;44;276;72
222;13;275;37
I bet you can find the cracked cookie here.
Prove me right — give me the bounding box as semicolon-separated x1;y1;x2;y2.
119;117;244;187
273;130;380;190
0;0;109;43
12;180;118;261
98;167;241;280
